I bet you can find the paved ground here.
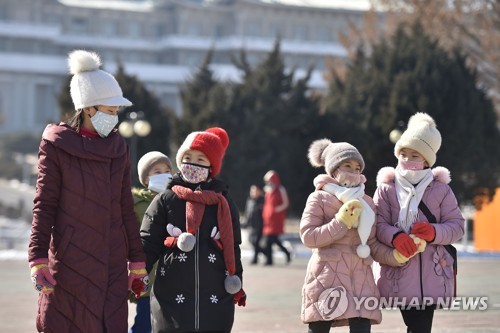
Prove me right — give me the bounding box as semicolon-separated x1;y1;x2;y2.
2;225;500;332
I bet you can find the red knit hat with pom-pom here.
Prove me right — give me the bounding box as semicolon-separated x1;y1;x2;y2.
176;127;229;177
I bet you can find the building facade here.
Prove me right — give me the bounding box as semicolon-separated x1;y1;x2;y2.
0;0;374;135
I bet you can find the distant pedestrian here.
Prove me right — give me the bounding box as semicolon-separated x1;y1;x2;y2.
300;138;403;333
243;185;265;264
140;127;246;333
129;151;173;333
262;170;291;265
375;113;464;333
28;50;148;333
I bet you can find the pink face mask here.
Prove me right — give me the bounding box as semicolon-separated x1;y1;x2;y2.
334;170;366;188
399;160;425;171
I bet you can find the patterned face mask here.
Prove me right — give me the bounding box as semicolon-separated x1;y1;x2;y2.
90;111;118;137
180;162;210;184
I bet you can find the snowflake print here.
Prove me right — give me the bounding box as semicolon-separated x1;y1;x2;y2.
208;253;216;263
210;295;218;304
176;294;185;303
178;253;187;262
225;270;229;276
160;267;165;276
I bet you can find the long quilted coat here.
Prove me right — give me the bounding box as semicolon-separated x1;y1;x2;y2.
28;123;145;333
262;172;287;236
300;175;400;328
374;167;464;306
140;175;243;333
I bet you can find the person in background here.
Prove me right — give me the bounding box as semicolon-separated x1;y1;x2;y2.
129;151;173;333
243;185;265;265
375;112;464;333
140;127;246;333
28;50;148;333
262;170;291;266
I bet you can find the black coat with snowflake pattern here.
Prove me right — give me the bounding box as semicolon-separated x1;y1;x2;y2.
140;174;243;333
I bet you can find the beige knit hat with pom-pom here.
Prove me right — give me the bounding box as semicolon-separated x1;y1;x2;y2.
308;138;365;176
394;112;442;167
68;50;132;109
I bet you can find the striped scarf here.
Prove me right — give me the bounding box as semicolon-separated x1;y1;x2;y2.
171;185;236;275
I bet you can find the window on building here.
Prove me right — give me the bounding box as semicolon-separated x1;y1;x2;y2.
244;21;261;37
69;17;89;34
34;84;57;126
292;24;308;40
102;21;117;37
317;26;331;42
128;22;141;38
214;24;224;38
0;5;9;21
43;14;61;26
269;23;285;39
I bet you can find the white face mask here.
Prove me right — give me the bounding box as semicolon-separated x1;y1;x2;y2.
334;170;366;188
90;111;119;137
148;173;172;193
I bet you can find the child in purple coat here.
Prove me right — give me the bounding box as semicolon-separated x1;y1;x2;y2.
374;113;464;333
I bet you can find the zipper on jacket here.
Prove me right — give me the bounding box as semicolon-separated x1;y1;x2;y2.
419;253;424;302
194;231;200;331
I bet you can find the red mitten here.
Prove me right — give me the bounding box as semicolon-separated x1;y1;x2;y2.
131;277;149;299
29;258;56;294
233;288;246;307
128;262;149;298
164;236;178;248
411;222;436;242
392;232;418;258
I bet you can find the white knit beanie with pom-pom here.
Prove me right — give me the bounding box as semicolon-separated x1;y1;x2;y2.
394;112;442;167
68;50;132;109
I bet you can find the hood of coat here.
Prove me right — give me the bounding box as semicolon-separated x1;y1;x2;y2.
168;173;229;195
376;166;451;187
42;123;127;161
313;174;339;191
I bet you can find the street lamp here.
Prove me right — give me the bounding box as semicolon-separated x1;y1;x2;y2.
389;121;405;144
118;111;151;179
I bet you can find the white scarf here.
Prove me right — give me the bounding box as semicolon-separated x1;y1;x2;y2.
322;183;374;258
394;167;434;233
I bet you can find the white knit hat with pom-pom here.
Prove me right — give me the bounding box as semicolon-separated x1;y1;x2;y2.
308;138;365;176
395;112;442;167
68;50;132;109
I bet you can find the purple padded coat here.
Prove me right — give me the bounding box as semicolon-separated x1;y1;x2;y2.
374;167;464;306
28;123;145;332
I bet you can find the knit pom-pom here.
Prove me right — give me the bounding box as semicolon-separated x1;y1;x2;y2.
68;50;101;75
407;112;436;129
356;244;371;258
177;232;196;252
432;166;451;184
225;275;242;294
205;127;229;149
308;139;331;167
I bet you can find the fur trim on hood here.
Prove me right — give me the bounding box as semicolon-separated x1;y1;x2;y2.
376;166;451;187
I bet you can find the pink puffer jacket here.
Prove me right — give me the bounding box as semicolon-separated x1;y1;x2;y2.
300;175;399;327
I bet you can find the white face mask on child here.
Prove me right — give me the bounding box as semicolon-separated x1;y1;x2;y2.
148;173;172;193
334;170;366;188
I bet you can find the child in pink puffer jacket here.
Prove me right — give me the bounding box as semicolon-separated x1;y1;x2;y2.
300;138;403;333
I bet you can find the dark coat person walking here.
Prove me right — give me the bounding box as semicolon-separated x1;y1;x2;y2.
244;185;265;264
28;50;147;333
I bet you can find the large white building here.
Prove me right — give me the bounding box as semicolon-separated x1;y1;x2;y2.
0;0;376;135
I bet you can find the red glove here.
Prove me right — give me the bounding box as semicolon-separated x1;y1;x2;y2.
411;222;436;242
128;262;149;298
392;232;418;258
30;258;56;294
233;289;246;307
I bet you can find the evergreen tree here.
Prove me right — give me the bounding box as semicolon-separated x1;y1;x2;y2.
323;23;500;205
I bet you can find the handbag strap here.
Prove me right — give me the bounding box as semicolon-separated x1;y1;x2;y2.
418;201;437;224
